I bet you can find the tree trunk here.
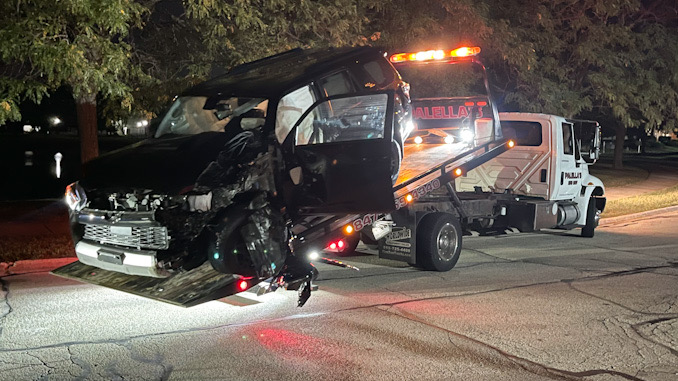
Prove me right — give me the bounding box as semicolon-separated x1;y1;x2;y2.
75;94;99;165
613;125;625;169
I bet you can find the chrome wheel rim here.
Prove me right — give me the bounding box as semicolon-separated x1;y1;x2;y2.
436;223;458;261
594;209;601;227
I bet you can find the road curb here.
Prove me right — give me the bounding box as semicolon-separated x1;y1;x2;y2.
0;257;77;277
599;205;678;226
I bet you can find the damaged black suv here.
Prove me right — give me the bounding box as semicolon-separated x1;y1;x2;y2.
64;46;412;305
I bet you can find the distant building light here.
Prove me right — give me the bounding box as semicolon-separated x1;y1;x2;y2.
51;117;62;126
23;125;33;133
141;120;149;127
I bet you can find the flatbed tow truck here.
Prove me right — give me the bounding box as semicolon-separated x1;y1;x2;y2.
53;46;604;307
291;47;605;273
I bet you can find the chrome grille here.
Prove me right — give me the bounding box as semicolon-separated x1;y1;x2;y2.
83;224;170;250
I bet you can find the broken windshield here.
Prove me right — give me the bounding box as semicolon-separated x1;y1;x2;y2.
155;96;268;138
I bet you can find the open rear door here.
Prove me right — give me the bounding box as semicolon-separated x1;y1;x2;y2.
286;91;396;214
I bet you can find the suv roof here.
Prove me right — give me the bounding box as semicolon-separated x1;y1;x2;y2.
183;46;386;99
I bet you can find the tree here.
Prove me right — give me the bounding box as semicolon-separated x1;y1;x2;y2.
482;0;678;168
0;0;150;164
182;0;368;68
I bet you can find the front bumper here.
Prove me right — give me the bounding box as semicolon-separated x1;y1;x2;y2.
74;240;169;278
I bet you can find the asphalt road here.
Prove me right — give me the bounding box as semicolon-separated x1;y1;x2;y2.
1;211;677;381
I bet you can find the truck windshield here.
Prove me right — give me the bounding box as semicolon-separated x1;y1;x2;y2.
155;96;268;138
396;62;487;99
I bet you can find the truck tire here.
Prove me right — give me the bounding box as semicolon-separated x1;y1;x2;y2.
360;232;379;250
417;213;462;271
581;197;599;238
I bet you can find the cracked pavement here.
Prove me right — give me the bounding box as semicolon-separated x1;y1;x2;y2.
1;210;677;380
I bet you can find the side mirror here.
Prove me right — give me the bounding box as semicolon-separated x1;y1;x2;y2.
589;125;601;162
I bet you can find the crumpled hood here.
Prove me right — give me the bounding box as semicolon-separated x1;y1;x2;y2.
81;132;230;194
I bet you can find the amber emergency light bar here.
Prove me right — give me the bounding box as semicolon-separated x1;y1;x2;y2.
389;46;481;63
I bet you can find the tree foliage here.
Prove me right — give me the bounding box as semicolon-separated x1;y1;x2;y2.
182;0;367;70
2;0;676;168
0;0;149;123
0;0;154;163
482;0;678;166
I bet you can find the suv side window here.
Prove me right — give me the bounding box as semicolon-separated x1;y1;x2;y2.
357;59;395;89
295;94;388;146
319;71;356;97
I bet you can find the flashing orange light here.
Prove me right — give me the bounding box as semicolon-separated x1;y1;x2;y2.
464;101;475;107
390;46;481;63
414;136;424;144
344;225;354;234
477;101;487;106
405;194;414;203
507;140;516;148
454;168;463;177
450;46;481;58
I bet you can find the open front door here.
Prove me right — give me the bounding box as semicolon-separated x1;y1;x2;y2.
285;91;396;214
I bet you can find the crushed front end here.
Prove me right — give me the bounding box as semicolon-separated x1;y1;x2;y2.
59;96;318;306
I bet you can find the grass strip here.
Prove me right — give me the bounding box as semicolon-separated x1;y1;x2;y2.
589;163;649;188
602;183;678;218
0;235;74;263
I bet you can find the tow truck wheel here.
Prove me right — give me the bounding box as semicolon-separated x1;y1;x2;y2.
360;232;379;250
417;213;462;271
581;197;599;238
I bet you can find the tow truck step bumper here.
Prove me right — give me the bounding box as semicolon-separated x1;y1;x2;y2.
51;260;238;307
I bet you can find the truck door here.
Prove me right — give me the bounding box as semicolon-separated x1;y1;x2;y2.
555;121;581;199
284;91;397;214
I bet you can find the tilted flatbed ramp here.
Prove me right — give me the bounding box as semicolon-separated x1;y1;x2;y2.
396;142;473;185
51;261;237;307
292;138;511;251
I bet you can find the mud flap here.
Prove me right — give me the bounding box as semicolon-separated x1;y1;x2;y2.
51;260;239;307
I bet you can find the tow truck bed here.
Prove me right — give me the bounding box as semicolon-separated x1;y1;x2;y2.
396;143;473;185
291;138;511;253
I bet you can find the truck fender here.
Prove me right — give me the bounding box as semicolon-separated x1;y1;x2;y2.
574;174;606;226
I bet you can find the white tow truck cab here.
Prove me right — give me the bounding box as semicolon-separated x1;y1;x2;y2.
347;111;607;273
456;112;605;234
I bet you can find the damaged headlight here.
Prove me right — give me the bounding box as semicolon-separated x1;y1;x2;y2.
65;182;88;211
